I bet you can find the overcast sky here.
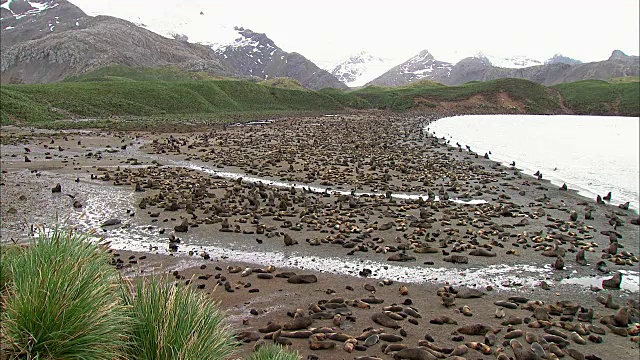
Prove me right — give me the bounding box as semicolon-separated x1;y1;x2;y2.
69;0;640;68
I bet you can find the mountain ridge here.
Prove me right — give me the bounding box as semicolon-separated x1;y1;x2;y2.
213;27;347;90
2;1;638;89
368;50;639;87
0;1;346;89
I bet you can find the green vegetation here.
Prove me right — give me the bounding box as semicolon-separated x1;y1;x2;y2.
2;64;638;128
63;65;223;82
1;79;343;126
248;344;301;360
318;88;371;109
352;78;562;113
0;87;64;124
1;228;238;360
1;228;130;359
609;76;640;83
0;243;21;295
123;277;236;360
259;77;306;90
553;80;640;116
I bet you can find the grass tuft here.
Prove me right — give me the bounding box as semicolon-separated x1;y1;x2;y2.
248;344;301;360
123;277;236;360
1;227;130;359
0;243;23;295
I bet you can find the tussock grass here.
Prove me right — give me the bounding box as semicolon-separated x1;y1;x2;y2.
0;244;23;295
123;277;236;360
1;228;130;359
248;344;301;360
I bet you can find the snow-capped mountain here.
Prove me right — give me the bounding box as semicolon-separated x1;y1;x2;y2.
1;0;86;49
366;50;453;87
0;1;346;88
212;27;346;90
366;48;637;87
330;51;396;87
0;0;239;83
1;0;58;19
54;1;345;88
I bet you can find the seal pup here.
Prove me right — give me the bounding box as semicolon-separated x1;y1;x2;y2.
553;257;564;270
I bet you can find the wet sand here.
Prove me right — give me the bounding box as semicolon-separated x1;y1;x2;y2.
1;113;638;360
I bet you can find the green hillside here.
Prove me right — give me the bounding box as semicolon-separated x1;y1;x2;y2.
259;77;306;90
2;65;638;129
318;88;371;109
352;78;563;113
1;79;344;127
62;65;224;82
553;79;640;116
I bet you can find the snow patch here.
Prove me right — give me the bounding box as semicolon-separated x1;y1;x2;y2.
0;1;14;14
477;52;544;68
2;1;59;19
331;51;399;87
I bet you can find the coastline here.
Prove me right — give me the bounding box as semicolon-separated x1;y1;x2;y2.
426;114;640;214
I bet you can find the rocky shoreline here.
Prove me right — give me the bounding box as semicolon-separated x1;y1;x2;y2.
1;112;638;360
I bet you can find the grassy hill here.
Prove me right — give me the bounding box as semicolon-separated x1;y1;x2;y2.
352;78;563;113
62;65;225;82
259;77;306;90
553;79;640;116
318;88;371;109
2;66;638;128
1;78;344;127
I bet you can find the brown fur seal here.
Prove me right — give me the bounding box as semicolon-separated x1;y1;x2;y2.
371;312;401;329
602;271;622;289
456;324;497;335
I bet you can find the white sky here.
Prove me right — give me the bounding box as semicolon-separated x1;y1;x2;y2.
68;0;640;68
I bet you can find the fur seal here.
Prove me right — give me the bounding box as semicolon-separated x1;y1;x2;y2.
371;312;401;329
575;249;587;266
457;324;497;335
602;271;622;289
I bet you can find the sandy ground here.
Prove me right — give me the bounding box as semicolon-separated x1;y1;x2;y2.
1;113;639;360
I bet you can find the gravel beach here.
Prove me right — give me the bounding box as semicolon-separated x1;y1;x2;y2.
1;112;638;360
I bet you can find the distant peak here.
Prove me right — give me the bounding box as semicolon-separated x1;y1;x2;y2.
412;50;434;62
609;50;628;61
545;53;582;65
474;51;489;59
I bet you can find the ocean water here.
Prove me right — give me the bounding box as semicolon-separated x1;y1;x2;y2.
426;115;640;212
